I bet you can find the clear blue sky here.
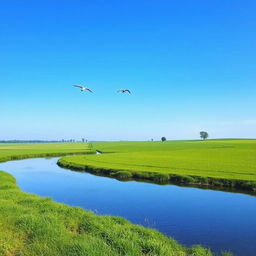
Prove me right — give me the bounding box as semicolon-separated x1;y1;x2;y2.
1;0;256;141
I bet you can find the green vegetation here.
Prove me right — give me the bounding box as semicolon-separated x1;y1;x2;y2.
161;137;166;142
0;141;234;255
111;171;133;179
0;170;223;256
200;131;209;140
0;140;253;255
58;140;256;192
0;142;89;163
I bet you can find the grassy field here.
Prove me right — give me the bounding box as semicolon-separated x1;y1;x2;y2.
0;168;225;255
0;140;253;255
58;140;256;192
0;143;88;162
1;140;255;191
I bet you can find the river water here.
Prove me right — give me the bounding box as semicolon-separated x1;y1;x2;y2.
0;157;255;256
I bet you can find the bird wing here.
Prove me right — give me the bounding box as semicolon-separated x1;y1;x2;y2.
86;88;93;92
73;85;83;89
125;89;131;94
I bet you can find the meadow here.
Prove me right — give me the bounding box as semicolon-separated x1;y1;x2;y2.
0;141;229;256
0;170;222;256
58;140;256;192
0;142;88;163
0;140;254;255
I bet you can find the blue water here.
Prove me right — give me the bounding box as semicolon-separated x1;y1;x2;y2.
0;157;255;256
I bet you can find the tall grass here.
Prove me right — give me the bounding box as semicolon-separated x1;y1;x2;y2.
0;142;238;255
0;171;223;256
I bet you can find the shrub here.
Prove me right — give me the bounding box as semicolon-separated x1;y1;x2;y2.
111;171;132;179
171;175;195;184
152;173;170;182
189;245;213;255
239;181;256;191
133;172;151;179
210;179;222;186
180;176;195;184
222;179;235;187
198;177;209;184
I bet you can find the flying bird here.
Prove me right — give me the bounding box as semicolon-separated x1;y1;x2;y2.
118;89;131;94
73;85;93;93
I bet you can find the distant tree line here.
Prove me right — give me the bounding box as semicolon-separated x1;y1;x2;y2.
0;140;61;143
1;132;209;144
0;139;82;143
157;132;209;142
0;139;94;144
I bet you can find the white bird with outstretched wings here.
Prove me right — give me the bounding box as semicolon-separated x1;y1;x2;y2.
73;85;93;93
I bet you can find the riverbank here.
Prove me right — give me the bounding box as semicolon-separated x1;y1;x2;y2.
57;140;256;193
0;142;89;163
0;143;232;255
0;170;227;256
57;157;256;193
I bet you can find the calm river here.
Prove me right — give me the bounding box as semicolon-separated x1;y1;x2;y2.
0;157;255;256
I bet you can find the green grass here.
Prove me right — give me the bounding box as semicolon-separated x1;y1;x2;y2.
0;142;233;255
0;142;89;163
1;140;254;190
58;140;256;192
0;170;223;256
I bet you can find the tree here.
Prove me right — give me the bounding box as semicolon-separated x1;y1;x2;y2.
200;131;208;140
161;137;167;142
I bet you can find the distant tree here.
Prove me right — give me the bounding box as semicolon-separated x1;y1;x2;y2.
82;138;85;143
200;131;209;140
161;137;167;142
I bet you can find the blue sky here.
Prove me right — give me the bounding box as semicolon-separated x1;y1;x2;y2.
1;0;256;141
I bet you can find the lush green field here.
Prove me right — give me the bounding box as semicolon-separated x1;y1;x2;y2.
0;142;233;255
0;170;223;256
1;140;255;191
0;140;253;255
0;143;88;162
58;140;256;191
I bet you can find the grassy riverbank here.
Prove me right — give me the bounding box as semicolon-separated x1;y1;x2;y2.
58;140;256;192
0;170;227;256
0;142;234;255
0;143;89;162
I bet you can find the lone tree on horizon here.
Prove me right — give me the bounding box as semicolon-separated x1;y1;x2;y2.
161;137;167;142
200;131;209;140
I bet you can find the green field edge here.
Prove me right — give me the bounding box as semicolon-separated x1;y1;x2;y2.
58;157;256;194
0;151;93;164
0;162;232;255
